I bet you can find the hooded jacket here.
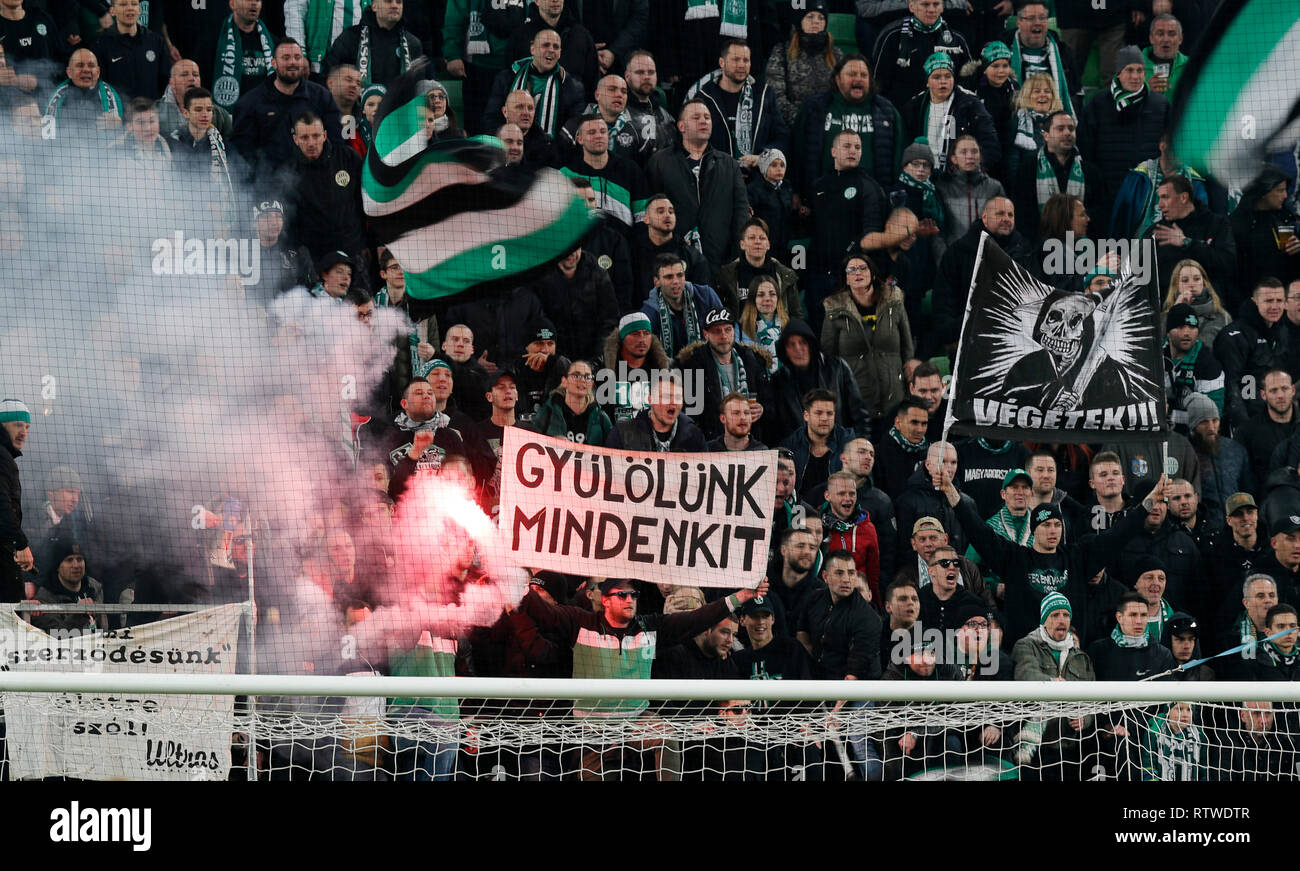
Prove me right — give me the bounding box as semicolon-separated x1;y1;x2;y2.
527;392;613;446
638;282;726;359
646;141;750;277
821;286;913;422
935;165;1006;246
673;339;774;441
769;318;871;440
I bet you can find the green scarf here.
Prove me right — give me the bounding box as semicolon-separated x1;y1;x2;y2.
1111;624;1149;648
1009;33;1074;116
213;14;274;109
583;102;633;155
358;22;413;88
1144;599;1174;644
888;425;928;454
1013;108;1046;152
1110;75;1146;112
685;0;748;38
896;15;943;70
510;56;562;135
46;79;123;121
897;169;944;223
295;0;363;73
988;506;1032;547
658;290;701;357
688;69;755;157
1035;147;1086;211
715;347;750;397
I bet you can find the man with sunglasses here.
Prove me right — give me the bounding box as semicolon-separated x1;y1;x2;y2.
520;575;770;718
918;545;982;633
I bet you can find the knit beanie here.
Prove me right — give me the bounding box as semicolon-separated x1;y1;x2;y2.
0;398;31;424
981;41;1012;64
1030;503;1063;531
618;312;653;340
924;51;954;76
757;148;787;178
902;138;935;167
1040;591;1072;623
1114;45;1145;72
1185;392;1219;431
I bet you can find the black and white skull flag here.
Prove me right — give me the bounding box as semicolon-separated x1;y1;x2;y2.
944;234;1168;444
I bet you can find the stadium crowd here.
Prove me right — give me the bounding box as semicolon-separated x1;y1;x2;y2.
3;0;1300;781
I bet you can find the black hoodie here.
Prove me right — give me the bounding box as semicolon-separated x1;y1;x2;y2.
768;319;870;441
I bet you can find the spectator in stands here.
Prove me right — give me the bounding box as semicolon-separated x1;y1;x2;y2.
30;537;105;633
279;110;364;262
715;217;803;324
376;375;468;503
527;358;613;446
497;122;526;165
745;150;793;260
1216;278;1289;430
569;178;633;312
686;38;787;170
24;467;87;575
954;437;1029;520
838;437;896;574
469;368;519;516
528;247;619;363
198;0;276;113
797;548;883;680
909;361;947;444
1003;73;1061;182
560;74;651;167
1114;489;1200;613
871;0;970;111
1232;167;1300;296
91;0;168;100
770;526;823;629
500;89;559;169
1001;0;1080;115
1012;111;1104;245
946;473;1168;650
879;639;963;777
733;594;815;681
442;0;514;135
1246;604;1300;682
620;48;675;153
639;253;725;359
902;52;999;176
1212;701;1299;782
1129;555;1176;644
606;375;708;452
325;64;363;151
507;0;600;103
821;471;882;603
1142;14;1187;100
1201;494;1267;642
110;96;172;174
770;319;870;441
936;135;1005;248
780;387;853;498
1080;450;1128;534
795;54;905;207
1238;370;1298;490
1167;613;1214;682
1;399;33;603
897;515;989;599
438;324;490;421
1147;175;1235;309
231;38;344;181
1079;46;1171;223
45;49;125;138
738;276;788;374
933;196;1030;349
708;392;767;453
880;578;921;669
896;440;977;559
628;195;710;307
1109;133;1215;243
646;98;748;281
0;0;58;99
251;200;310;299
654;609;740;687
283;0;365;78
323;0;423;88
157;60;232;140
1087;590;1176;681
1011;592;1097;778
765;1;840;130
674;306;770;441
168;86;234;204
512;317;567;422
918;543;983;632
561;113;649;228
1187;394;1252;521
874;397;929;502
808;133;888;322
1164;260;1231;352
598;312;666;424
485;29;584;137
1219;573;1280;671
1167;477;1210;549
1163;303;1225;432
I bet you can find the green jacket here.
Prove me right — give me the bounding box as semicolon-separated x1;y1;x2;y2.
442;0;512;70
528;392;613;446
388;635;459;720
1142;48;1188;100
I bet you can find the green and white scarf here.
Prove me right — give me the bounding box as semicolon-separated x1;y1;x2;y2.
685;0;748;38
204;128;234;198
582;101;632;155
1014;108;1046;152
688;69;756;157
988;506;1032;547
1009;33;1073;116
715;348;750;397
897;169;945;223
358;23;413;87
293;0;363;73
658;289;701;357
1144;599;1174;645
888;425;928;455
1035;147;1086;210
1110;75;1146;112
213;14;274;109
45;80;123;121
510;56;563;135
1111;624;1149;648
895;15;943;70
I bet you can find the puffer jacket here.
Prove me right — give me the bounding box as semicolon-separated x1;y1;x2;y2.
936;165;1006;246
820;286;913;421
765;39;844;127
1079;86;1171;215
1012;631;1096;681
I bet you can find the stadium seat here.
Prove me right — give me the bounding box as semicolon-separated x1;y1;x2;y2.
443;79;465;127
827;13;858;54
928;355;951;378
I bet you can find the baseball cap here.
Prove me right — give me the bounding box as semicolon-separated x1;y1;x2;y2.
1225;492;1257;516
1002;468;1032;488
703;306;735;329
316;250;353;274
739;596;775;618
253;200;284;219
912;516;944;536
488;365;517;388
1275;514;1300;535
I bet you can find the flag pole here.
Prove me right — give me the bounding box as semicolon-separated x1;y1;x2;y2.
940;232;988;454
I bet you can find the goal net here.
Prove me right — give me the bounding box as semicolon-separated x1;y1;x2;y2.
4;674;1300;782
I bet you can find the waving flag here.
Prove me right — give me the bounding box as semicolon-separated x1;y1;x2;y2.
945;235;1167;445
363;60;594;300
1171;0;1300;188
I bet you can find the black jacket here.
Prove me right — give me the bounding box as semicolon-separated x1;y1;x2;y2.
673;340;774;441
918;585;983;634
810;167;888;271
646;142;750;279
798;588;883;680
894;467;976;560
372;413;468;503
484;62;586;137
527;253;620;362
687;71;789;159
1011;147;1107;244
0;425;25;601
1112;518;1202;613
583;214;636;313
605;409;709;453
871;14;972;110
573;0;648;69
322;10;426;87
445;286;547;369
745;175;794;257
279;138;366;259
1146;205;1236;311
230;77;344;180
795;88;904;197
1086;636;1177;681
901;86;1001;173
91;25;170;100
506;3;601;101
627;223;711;308
933;219;1034;346
768;318;870;442
1215;300;1290;429
1078;87;1171;215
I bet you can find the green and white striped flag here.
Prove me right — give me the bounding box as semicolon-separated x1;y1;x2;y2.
1171;0;1300;188
363;60;594;300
